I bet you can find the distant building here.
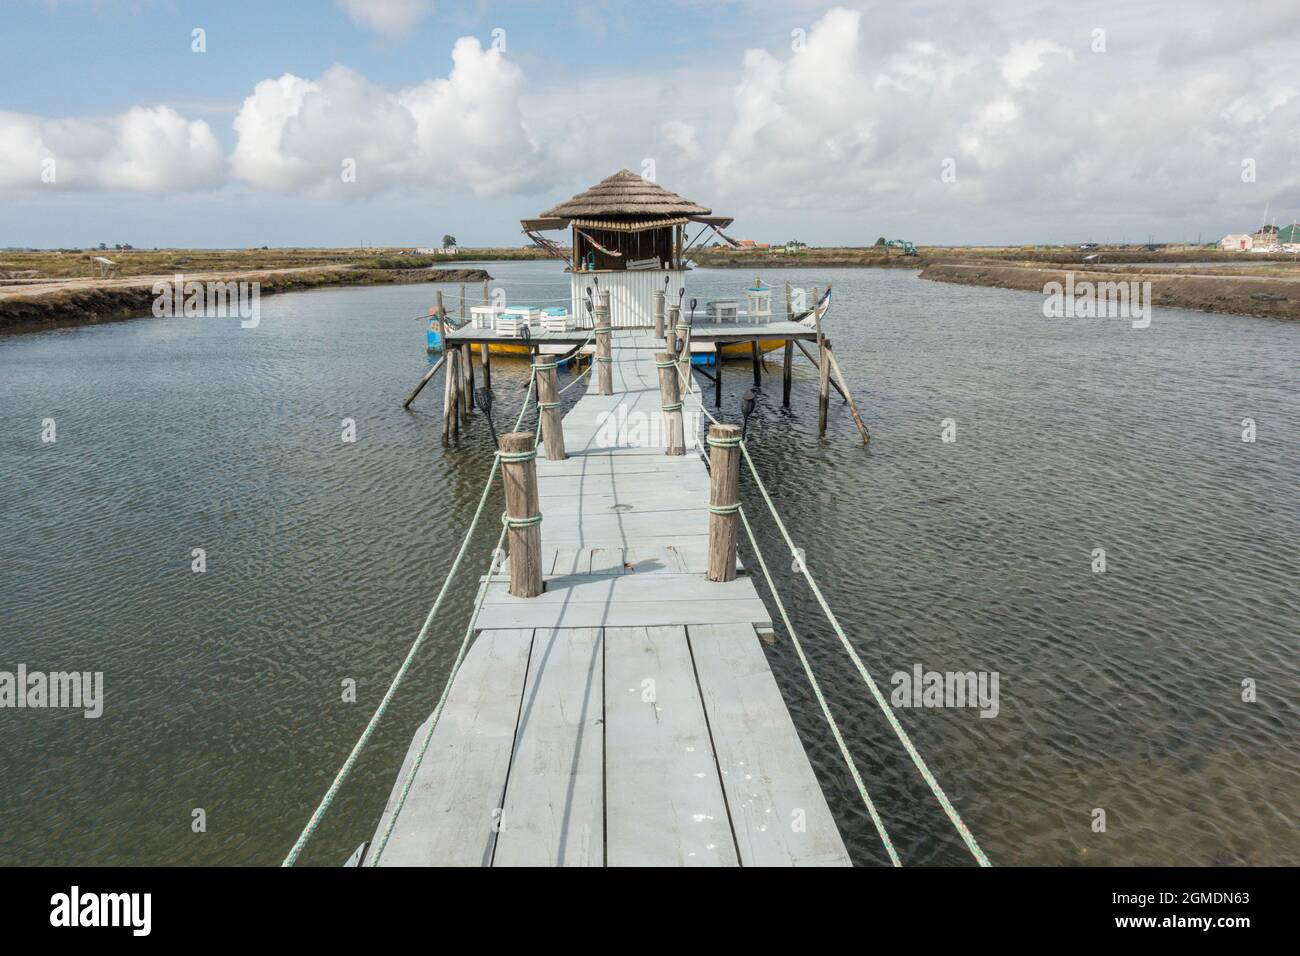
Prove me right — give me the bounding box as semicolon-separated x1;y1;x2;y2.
1220;234;1253;252
1276;224;1300;252
735;239;769;250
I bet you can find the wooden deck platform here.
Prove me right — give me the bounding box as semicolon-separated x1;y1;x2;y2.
372;330;850;866
443;320;817;348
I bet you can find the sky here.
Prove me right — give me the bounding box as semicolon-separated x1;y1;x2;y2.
2;0;1299;248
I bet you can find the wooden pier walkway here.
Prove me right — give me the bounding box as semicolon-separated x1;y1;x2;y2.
373;330;851;866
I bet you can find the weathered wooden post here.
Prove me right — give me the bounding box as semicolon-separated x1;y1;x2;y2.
784;281;793;320
461;344;474;419
534;360;567;460
442;343;459;442
782;338;794;407
500;432;543;597
676;309;692;391
824;342;871;445
751;340;762;389
595;290;613;395
706;423;742;582
656;351;685;456
714;352;723;408
665;305;679;358
480;343;491;389
818;335;831;436
653;288;666;339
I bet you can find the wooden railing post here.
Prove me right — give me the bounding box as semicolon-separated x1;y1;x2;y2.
653;289;666;339
706;423;742;582
595;290;613;395
676;308;692;391
501;431;543;598
534;360;567;460
656;351;685;456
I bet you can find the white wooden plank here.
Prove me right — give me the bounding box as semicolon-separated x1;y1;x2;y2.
604;626;738;866
493;627;605;866
483;571;761;605
474;599;771;631
372;629;534;866
687;623;851;866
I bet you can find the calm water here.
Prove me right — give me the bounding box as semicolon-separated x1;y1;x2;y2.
1;262;1296;866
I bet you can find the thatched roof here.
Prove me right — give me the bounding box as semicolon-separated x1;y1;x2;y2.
540;170;710;219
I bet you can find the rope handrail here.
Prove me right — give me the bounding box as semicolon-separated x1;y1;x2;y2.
367;406;545;865
282;370;540;867
674;353;991;867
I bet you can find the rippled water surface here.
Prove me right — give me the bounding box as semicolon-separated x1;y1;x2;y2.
1;262;1296;866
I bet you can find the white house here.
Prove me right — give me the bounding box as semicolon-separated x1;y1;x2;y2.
1220;234;1253;252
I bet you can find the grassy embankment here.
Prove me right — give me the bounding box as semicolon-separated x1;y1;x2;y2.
0;247;526;333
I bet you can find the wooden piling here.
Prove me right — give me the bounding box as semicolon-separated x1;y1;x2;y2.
751;340;762;389
653;289;666;339
714;352;723;408
442;345;459;442
461;345;474;419
665;305;679;358
784;281;793;320
824;343;871;445
706;423;742;583
500;431;543;598
818;336;831;437
795;340;848;401
534;361;567;460
782;339;793;407
459;284;466;323
656;351;685;456
480;342;491;389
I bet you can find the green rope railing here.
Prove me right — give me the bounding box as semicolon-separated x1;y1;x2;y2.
678;356;991;867
283;369;541;867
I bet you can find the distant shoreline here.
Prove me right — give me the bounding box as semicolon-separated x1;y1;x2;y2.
0;265;491;335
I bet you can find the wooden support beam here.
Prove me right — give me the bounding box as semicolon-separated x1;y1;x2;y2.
402;354;446;409
595;290;613;395
501;431;542;598
656;351;685;456
479;342;491;389
794;341;848;401
782;338;793;407
706;423;742;582
534;361;567;460
824;343;871;445
751;340;762;389
714;350;723;408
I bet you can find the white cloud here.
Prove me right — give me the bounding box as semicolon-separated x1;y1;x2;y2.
661;120;701;161
337;0;431;37
708;3;1300;237
230;39;546;197
0;106;221;192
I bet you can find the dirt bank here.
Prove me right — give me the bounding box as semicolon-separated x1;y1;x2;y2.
919;261;1300;321
0;266;492;334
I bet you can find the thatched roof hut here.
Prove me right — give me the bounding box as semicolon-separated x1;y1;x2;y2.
540;169;711;219
522;170;732;274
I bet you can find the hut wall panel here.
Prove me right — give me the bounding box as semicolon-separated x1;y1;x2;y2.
571;270;686;328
